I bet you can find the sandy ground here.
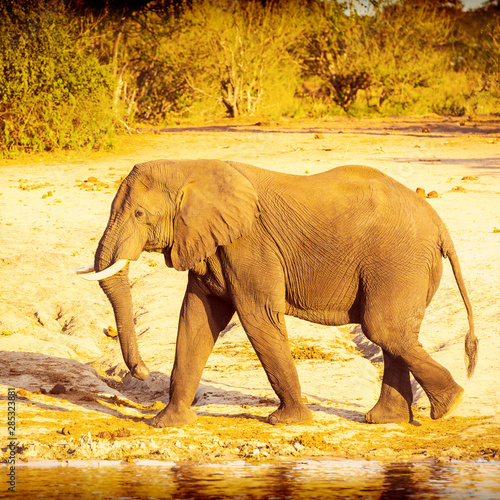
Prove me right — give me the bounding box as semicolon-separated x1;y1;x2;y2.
1;116;499;463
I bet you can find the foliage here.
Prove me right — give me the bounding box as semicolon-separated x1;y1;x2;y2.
182;0;306;118
0;0;116;154
0;0;499;154
302;2;372;111
303;1;457;114
463;15;500;103
116;0;307;121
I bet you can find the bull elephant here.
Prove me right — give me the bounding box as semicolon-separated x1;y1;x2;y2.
76;159;478;427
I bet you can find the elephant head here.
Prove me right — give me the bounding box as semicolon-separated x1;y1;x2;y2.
76;159;260;380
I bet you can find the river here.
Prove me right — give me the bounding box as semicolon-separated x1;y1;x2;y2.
2;459;499;499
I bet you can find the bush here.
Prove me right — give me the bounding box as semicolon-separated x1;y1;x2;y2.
0;1;116;154
118;0;307;122
1;0;499;147
302;2;372;111
302;1;459;114
182;0;306;118
453;13;500;113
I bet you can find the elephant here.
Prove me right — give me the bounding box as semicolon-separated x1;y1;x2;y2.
76;159;478;427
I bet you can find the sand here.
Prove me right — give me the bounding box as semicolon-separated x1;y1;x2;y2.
1;116;499;463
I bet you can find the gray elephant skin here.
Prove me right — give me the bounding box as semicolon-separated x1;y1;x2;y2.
81;159;478;428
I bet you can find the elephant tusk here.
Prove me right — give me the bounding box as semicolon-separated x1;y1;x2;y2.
78;259;129;281
72;264;95;275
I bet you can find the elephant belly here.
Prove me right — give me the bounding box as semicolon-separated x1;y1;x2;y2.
284;277;362;327
285;303;356;327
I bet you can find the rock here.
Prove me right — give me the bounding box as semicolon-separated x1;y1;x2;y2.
50;383;66;394
121;370;174;401
97;431;113;440
62;310;106;340
56;334;101;359
370;447;396;458
34;330;102;360
314;134;324;140
106;325;118;338
96;429;130;440
422;127;430;133
18;443;50;460
281;444;296;455
442;446;463;459
427;190;439;198
416;187;426;198
0;303;33;333
0;351;124;397
0;328;102;362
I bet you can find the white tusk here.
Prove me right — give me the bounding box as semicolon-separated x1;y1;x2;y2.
78;259;129;281
72;264;95;275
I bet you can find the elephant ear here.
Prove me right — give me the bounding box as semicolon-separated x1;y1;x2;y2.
171;161;260;271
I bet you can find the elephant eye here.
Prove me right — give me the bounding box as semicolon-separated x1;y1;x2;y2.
135;209;145;219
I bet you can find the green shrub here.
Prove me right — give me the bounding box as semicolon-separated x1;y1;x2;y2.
0;1;116;154
302;1;461;115
302;1;372;111
1;0;499;142
119;0;307;122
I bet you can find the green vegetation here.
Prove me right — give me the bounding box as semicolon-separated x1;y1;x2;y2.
0;1;117;155
1;0;499;154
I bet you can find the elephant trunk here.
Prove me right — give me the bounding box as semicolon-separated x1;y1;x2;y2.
95;238;150;381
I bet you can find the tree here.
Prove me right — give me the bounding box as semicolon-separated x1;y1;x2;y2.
0;0;116;152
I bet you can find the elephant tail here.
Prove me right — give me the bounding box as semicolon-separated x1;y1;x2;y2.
441;233;478;378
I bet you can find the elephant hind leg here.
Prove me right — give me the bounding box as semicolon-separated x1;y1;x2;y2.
366;350;413;424
400;345;464;420
363;315;463;422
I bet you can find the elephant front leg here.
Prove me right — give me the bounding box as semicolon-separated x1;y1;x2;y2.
151;285;235;428
366;350;414;424
239;311;312;425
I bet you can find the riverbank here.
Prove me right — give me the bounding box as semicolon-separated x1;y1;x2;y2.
1;116;499;463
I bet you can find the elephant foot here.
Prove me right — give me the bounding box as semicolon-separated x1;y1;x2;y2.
149;405;197;428
429;384;464;420
365;401;413;424
267;402;312;425
131;361;150;381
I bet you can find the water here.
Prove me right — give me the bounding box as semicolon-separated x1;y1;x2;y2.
2;460;499;499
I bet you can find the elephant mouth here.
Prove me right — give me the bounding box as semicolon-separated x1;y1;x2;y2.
73;259;129;281
145;246;164;253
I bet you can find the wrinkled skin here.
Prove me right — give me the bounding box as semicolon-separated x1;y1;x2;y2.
92;159;477;427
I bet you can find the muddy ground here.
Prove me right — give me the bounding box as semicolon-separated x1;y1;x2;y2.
1;116;499;463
